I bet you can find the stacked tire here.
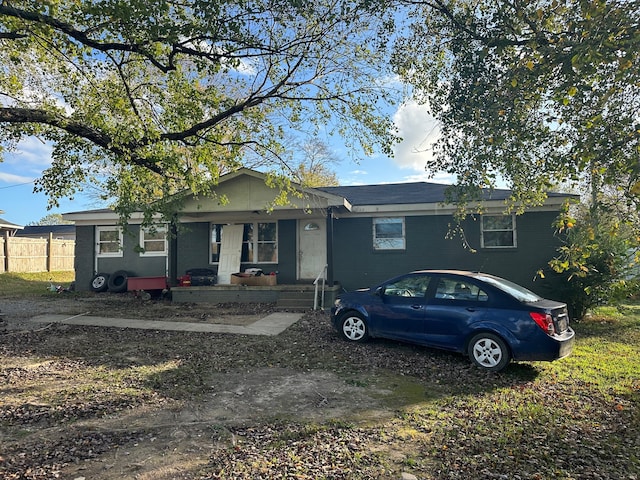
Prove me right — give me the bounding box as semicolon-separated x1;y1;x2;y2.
90;270;129;293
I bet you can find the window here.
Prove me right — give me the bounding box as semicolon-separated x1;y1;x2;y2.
139;225;167;256
481;215;516;248
373;217;405;250
96;226;122;257
383;274;431;298
434;278;489;302
210;222;278;264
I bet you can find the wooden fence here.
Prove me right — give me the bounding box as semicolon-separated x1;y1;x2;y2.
0;232;75;273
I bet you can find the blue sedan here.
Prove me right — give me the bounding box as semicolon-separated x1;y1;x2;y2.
330;270;575;371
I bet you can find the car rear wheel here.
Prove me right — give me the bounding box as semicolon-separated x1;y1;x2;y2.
339;312;369;342
468;333;511;372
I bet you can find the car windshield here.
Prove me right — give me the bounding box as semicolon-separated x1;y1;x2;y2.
475;274;541;303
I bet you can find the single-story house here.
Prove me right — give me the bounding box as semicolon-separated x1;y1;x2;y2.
0;216;23;236
63;168;577;306
15;224;76;241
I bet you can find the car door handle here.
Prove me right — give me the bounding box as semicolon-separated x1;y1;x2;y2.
411;305;422;310
466;307;476;312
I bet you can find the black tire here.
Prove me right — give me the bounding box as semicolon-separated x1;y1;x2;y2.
90;273;110;292
467;333;511;372
107;270;129;293
338;312;369;343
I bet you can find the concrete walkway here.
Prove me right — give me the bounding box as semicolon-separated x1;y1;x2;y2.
30;311;304;336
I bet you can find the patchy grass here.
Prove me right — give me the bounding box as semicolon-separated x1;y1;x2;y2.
0;293;638;479
0;271;75;296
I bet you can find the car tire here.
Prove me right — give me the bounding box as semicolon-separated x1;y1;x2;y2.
107;270;129;293
339;312;369;342
90;273;110;292
468;333;511;372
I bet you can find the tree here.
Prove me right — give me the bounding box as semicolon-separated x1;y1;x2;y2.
0;0;397;221
284;138;340;187
541;195;640;318
28;213;73;225
392;0;640;214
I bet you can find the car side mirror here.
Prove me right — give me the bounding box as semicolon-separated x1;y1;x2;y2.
375;286;384;296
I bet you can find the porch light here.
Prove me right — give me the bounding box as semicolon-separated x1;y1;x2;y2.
304;222;320;231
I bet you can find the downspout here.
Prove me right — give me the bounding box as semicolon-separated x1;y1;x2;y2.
169;215;179;286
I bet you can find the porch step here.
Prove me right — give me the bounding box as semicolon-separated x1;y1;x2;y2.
276;289;317;311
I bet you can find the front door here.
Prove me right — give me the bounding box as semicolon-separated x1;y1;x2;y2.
217;224;244;284
298;219;327;280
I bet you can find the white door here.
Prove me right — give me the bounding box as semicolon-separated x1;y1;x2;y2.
298;220;327;280
217;224;244;284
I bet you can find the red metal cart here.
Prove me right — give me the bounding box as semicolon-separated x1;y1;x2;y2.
127;276;169;300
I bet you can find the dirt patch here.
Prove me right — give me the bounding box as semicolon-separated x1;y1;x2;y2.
0;293;418;479
1;292;275;328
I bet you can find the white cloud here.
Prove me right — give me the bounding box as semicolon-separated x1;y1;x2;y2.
0;171;34;184
3;138;53;173
391;100;440;173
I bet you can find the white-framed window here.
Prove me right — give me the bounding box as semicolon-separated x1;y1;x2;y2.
481;215;517;248
96;226;123;257
210;222;278;264
139;225;168;256
373;217;405;250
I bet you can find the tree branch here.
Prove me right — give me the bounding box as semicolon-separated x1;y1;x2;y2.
0;107;164;175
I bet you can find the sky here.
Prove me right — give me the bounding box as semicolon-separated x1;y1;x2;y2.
0;101;448;226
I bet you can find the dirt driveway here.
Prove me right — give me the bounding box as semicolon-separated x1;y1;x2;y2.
2;293;469;479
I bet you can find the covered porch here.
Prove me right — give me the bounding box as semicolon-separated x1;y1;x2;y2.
171;282;343;311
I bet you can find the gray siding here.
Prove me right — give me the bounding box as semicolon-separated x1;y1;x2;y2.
74;225;95;292
331;212;561;294
274;219;296;284
176;222;212;276
74;225;167;292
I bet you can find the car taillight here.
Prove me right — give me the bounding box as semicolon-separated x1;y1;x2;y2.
530;312;555;335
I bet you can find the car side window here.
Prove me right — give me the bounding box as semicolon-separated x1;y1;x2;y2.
383;275;431;298
434;278;488;302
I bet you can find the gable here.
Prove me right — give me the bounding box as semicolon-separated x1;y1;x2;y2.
180;169;347;214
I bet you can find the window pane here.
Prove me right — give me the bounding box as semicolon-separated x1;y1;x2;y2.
211;225;223;243
144;240;166;252
258;243;277;262
484;231;514;247
100;242;120;254
435;278;488;301
375;222;403;238
244;224;254;242
483;215;513;230
374;237;405;249
384;275;431;297
100;230;119;242
241;242;253;262
145;230;165;241
211;224;223;263
258;223;277;241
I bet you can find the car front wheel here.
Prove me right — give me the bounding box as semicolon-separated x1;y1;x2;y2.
339;312;369;342
468;333;511;372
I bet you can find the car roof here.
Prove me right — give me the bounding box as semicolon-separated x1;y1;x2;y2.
410;269;482;276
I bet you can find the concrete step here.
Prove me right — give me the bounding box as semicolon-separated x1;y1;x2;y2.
276;290;317;310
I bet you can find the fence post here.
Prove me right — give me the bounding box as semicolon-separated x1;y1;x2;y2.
3;231;8;272
47;232;53;272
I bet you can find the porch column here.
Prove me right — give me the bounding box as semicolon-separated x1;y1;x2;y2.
325;207;334;286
